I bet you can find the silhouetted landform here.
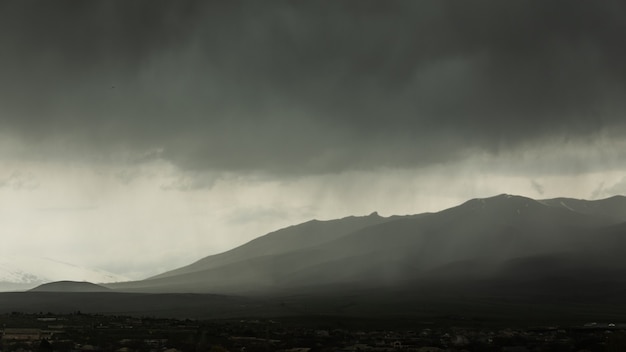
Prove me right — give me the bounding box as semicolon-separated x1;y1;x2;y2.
108;194;626;298
4;194;626;323
30;281;111;293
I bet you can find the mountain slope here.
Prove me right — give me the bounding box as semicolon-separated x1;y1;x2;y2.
148;212;400;280
108;194;626;295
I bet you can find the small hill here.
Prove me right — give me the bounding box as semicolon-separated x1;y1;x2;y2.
30;281;111;293
0;255;129;292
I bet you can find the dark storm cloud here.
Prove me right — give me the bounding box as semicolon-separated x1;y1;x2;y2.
1;0;625;174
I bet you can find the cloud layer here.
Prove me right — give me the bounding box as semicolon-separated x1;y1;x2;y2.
1;1;625;174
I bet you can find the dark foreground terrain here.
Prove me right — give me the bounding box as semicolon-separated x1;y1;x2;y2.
2;285;626;324
2;311;626;352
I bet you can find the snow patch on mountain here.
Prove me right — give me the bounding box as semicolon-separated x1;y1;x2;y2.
559;200;576;212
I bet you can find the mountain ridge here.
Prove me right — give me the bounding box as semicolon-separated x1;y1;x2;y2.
108;194;626;295
149;212;401;280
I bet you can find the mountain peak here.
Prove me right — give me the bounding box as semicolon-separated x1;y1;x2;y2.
458;194;535;208
491;193;530;200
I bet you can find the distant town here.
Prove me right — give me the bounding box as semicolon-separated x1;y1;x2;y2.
1;312;626;352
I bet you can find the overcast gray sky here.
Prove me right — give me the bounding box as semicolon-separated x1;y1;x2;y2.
1;0;626;279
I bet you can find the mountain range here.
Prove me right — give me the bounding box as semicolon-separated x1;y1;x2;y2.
106;194;626;298
7;194;626;321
